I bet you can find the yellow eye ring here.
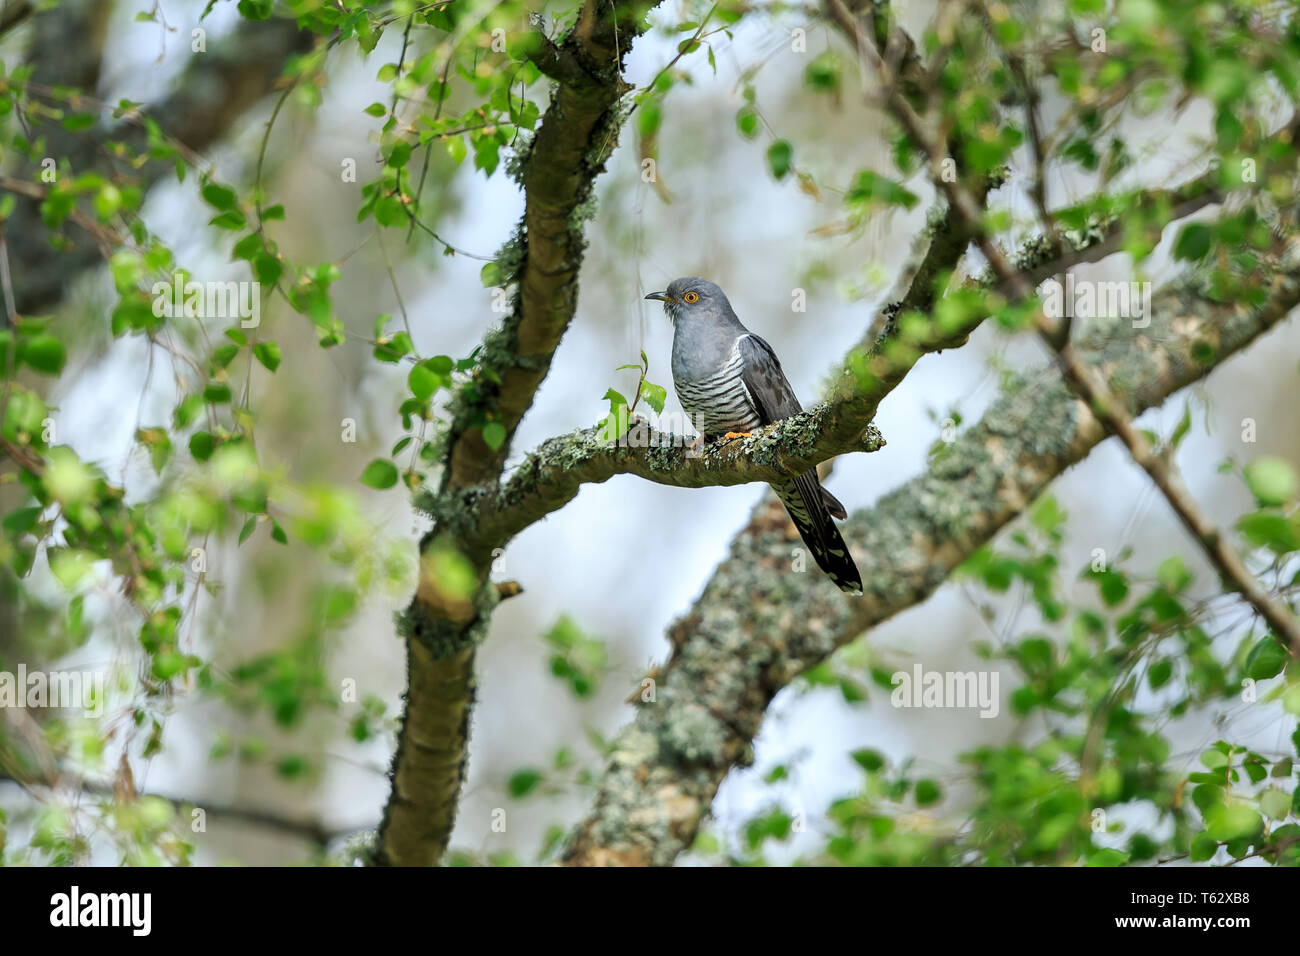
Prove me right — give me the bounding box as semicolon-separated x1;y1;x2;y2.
683;291;700;304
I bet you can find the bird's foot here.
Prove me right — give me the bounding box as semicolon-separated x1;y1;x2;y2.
688;434;704;454
721;431;754;442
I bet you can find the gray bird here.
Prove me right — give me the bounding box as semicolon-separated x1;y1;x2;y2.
646;277;863;594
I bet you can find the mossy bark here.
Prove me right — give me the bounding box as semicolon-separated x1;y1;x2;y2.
562;250;1300;866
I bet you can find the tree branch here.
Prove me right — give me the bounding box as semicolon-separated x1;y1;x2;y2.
557;2;1300;864
1049;332;1300;652
454;170;1224;563
376;0;660;867
828;0;1300;652
562;243;1300;866
0;770;346;849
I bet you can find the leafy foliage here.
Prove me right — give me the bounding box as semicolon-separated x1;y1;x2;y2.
1;0;1298;868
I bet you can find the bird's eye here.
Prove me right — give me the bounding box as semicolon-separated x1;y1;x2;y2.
683;291;700;304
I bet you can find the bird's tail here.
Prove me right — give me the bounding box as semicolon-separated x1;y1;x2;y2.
774;473;863;595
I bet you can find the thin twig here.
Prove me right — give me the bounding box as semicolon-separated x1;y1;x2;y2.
825;0;1300;654
0;769;349;847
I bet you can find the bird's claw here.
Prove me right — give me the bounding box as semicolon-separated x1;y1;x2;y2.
721;431;754;442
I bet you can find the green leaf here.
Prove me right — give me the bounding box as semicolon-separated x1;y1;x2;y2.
1031;495;1066;539
735;106;759;140
846;170;919;209
1200;748;1229;770
507;768;543;798
373;332;413;363
1173;222;1213;261
209;210;247;230
48;548;93;589
766;139;793;180
1244;456;1297;507
189;432;215;461
253;253;283;286
151;650;190;681
364;102;388;117
236;0;273;20
914;779;942;806
805;51;841;91
1085;848;1130;866
473;137;501;177
20;334;66;374
63;112;97;133
3;506;42;536
200;182;238;211
387;139;412;169
1260;788;1291;820
851;748;885;772
1283;685;1300;717
1193;784;1225;813
92;184;122;219
1155;555;1192;593
1092;569;1129;606
640;381;667;414
481;422;507;450
1189;832;1218;862
637;99;661;139
253;341;281;372
408;362;441;401
446;135;467;165
1169;402;1193;450
232;233;262;261
212;343;240;369
1203;802;1262;843
1245;636;1287;681
1238;512;1300;553
360;459;399;490
598;388;630;442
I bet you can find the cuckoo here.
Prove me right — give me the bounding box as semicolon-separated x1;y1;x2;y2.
646;277;863;594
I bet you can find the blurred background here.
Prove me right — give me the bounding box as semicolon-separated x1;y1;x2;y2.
1;0;1297;865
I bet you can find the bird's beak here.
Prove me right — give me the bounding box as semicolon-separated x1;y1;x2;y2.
645;291;675;303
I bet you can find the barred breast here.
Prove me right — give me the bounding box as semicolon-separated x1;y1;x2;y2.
674;338;762;437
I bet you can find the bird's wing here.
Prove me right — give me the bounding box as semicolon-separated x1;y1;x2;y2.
737;333;802;425
739;333;849;522
735;335;859;590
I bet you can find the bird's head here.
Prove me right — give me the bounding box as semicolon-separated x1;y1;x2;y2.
645;277;730;324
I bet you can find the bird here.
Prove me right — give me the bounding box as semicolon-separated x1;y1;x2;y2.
645;277;863;594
